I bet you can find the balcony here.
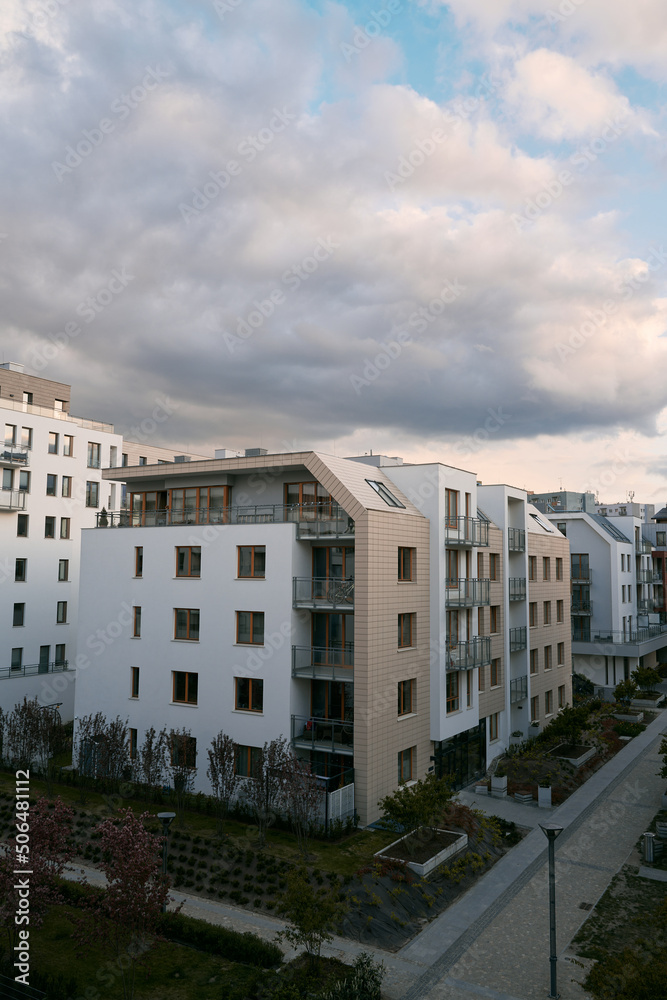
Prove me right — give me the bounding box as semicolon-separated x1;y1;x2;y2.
0;488;26;512
509;626;527;651
637;569;654;583
445;636;491;670
637;598;656;613
97;502;354;533
571;600;592;615
0;445;29;468
445;578;490;607
573;622;667;644
510;675;528;703
445;516;489;547
508;527;525;552
571;567;592;582
509;577;526;601
291;715;354;755
0;660;69;682
635;539;652;554
292;645;354;682
293;577;354;610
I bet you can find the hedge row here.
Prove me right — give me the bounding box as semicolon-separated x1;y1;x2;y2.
156;911;283;968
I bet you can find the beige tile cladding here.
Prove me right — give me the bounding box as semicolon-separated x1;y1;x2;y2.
528;531;573;715
0;369;71;409
479;523;506;717
353;508;431;826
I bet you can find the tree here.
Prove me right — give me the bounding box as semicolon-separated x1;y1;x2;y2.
76;808;172;1000
277;867;348;969
631;666;661;696
378;774;453;855
3;699;64;795
206;731;238;837
166;728;196;823
321;952;386;1000
136;726;168;801
246;736;291;846
283;755;323;858
614;679;637;709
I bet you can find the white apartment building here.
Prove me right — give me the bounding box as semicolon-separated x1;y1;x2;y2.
74;450;572;826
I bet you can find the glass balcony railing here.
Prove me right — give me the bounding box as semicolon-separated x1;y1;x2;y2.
444;516;489;547
509;626;527;651
508;527;525;552
509;577;526;601
291;715;354;753
0;445;29;466
291;645;354;681
445;636;491;670
571;600;592;615
0;489;26;511
97;502;354;531
292;577;354;609
445;578;490;607
510;675;528;703
571;567;592;582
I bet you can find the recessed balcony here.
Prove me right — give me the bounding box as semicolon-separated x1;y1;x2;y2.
97;502;354;534
508;527;525;552
291;715;354;755
293;577;354;610
292;645;354;682
509;626;527;651
445;578;490;607
571;600;592;615
445;636;491;670
510;675;528;703
509;577;526;601
444;516;489;547
0;445;29;468
0;489;26;512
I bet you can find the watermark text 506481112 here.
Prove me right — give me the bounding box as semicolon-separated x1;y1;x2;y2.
14;770;31;987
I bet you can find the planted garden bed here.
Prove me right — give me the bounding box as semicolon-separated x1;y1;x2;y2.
375;828;467;876
547;743;597;767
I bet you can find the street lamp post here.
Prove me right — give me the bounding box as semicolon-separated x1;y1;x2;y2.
157;812;176;913
540;822;564;999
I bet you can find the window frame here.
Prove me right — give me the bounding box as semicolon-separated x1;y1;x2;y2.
490;606;499;634
529;602;537;627
48;431;59;454
543;601;551;625
556;599;564;623
556;557;563;580
489;553;499;581
172;670;199;705
87;441;101;469
61;475;72;498
489;712;499;741
530;695;539;723
174;608;200;641
169;733;197;768
63;435;74;457
235;745;261;778
85;481;99;508
530;648;538;674
398;747;413;784
58;559;69;582
56;601;67;624
238;545;266;579
236;610;264;645
366;479;405;508
46;473;57;496
15;558;27;582
557;642;565;665
44;516;56;539
490;658;500;688
558;684;565;709
398;612;415;648
545;689;554;716
133;606;141;638
544;645;553;671
397;678;415;716
13;603;25;627
398;547;415;582
60;517;70;539
135;546;143;577
131;667;140;699
176;546;201;578
235;677;264;713
446;671;460;713
528;555;536;581
17;514;28;537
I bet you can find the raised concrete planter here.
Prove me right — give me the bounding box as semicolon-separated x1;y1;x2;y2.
491;774;508;798
548;743;596;768
474;783;489;795
538;785;552;809
631;695;666;708
509;734;524;747
376;829;468;877
613;711;644;723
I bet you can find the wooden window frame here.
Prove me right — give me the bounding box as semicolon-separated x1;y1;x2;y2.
46;473;57;496
466;669;473;707
129;728;138;760
543;601;551;625
478;664;485;691
238;545;266;579
490;658;500;688
236;610;264;645
445;489;458;528
60;517;70;539
557;642;565;665
133;606;141;638
529;556;536;581
44;516;55;539
63;434;74;457
398;747;413;784
489;554;499;581
235;745;261;777
398;547;415;582
398;612;415;648
48;431;59;455
170;733;197;768
489;712;499;741
530;695;539;723
529;602;537;627
174;608;200;641
545;689;554;716
56;601;67;624
58;559;69;582
446;672;460;713
544;645;553;670
543;557;550;581
556;557;563;581
15;558;27;582
135;546;143;577
558;685;565;709
530;648;538;674
556;600;564;623
490;606;499;634
61;476;72;498
172;670;198;705
131;667;140;698
235;677;264;713
398;679;415;716
176;546;201;578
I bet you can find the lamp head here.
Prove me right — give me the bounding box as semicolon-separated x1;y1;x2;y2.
539;822;564;841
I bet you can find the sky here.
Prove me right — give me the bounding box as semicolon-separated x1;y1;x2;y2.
2;0;667;503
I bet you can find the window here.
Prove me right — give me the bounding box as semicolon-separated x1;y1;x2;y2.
174;609;200;641
15;559;26;582
17;514;28;537
557;600;564;623
48;432;58;454
11;648;23;671
529;555;536;581
235;745;261;777
543;557;550;581
490;658;500;687
4;424;16;445
133;607;141;637
63;435;73;457
477;552;484;577
490;606;499;633
131;667;140;698
446;549;459;584
41;646;51;669
571;553;589;579
87;442;101;468
60;518;70;539
176;546;201;577
238;545;265;579
657;532;666;547
13;603;25;627
398;613;415;648
236;611;264;645
530;696;539;723
122;453;128;466
489;554;499;581
62;476;72;498
135;547;143;577
173;671;198;704
529;602;537;627
556;557;563;580
545;689;554;715
56;601;67;623
530;648;538;674
55;644;66;665
19;470;30;492
558;685;566;708
445;488;458;527
170;733;197;768
446;672;459;713
544;645;553;670
477;607;485;635
21;427;32;449
398;679;415;716
22;391;33;405
129;728;138;759
398;747;413;783
478;665;485;691
366;479;405;507
45;516;56;539
58;559;69;581
467;669;472;707
46;473;57;496
489;712;499;741
543;601;551;625
139;456;147;466
86;482;99;507
558;642;565;665
235;677;264;712
398;547;414;581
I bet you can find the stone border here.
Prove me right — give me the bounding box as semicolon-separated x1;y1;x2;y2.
376;829;468;877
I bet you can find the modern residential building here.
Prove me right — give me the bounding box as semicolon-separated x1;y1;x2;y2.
529;490;596;515
74;451;572;826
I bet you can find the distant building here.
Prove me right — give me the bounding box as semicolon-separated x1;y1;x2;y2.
529;490;596;515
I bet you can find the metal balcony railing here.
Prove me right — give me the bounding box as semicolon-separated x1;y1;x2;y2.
444;516;489;547
0;488;26;511
97;502;354;532
291;715;354;753
573;622;667;644
509;626;527;651
652;572;662;584
571;600;592;615
510;675;528;703
445;578;490;607
1;660;69;681
637;598;656;613
0;445;29;466
292;645;354;681
509;577;526;601
293;577;354;609
635;539;652;554
445;636;491;670
508;527;526;552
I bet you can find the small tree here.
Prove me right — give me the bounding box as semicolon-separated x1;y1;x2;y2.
321;952;386;1000
658;736;667;780
4;699;63;793
378;774;453;856
632;666;661;696
277;867;348;969
615;679;637;709
166;728;196;824
206;731;238;837
246;736;291;846
76;808;172;1000
284;755;323;858
136;726;168;801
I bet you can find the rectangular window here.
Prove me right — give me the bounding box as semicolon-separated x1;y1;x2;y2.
478;664;485;691
398;612;415;648
446;672;459;713
446;548;459;584
543;557;550;581
4;424;16;445
60;517;70;539
657;532;666;547
529;555;536;581
530;648;538;674
19;470;30;492
622;585;626;603
13;603;25;627
490;658;500;687
467;669;472;707
477;552;484;577
55;643;65;665
236;610;264;645
174;608;200;641
556;600;564;623
445;489;458;527
398;747;413;784
63;435;74;457
17;514;28;537
531;695;539;723
556;557;563;580
129;728;138;760
135;546;143;577
46;473;57;496
58;559;69;581
56;601;67;624
235;677;264;712
529;602;537;627
544;645;553;670
21;427;32;449
170;734;197;768
398;679;415;716
543;601;551;625
176;546;201;577
139;457;147;466
131;667;140;698
490;606;499;633
558;642;565;665
48;432;58;454
545;689;554;715
87;442;101;468
133;607;141;637
86;482;99;508
489;712;499;741
558;685;565;709
15;558;26;582
398;547;415;581
235;745;261;777
45;516;56;539
366;479;405;507
173;671;198;704
61;476;72;498
489;554;499;581
11;648;23;671
238;545;266;579
477;607;485;635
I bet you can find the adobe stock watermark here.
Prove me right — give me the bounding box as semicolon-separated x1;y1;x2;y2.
544;0;589;26
179;107;296;224
52;67;169;181
340;0;403;63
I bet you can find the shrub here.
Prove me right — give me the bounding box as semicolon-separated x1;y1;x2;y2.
156;911;282;967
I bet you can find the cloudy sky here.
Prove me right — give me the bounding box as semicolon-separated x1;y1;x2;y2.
2;0;667;501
